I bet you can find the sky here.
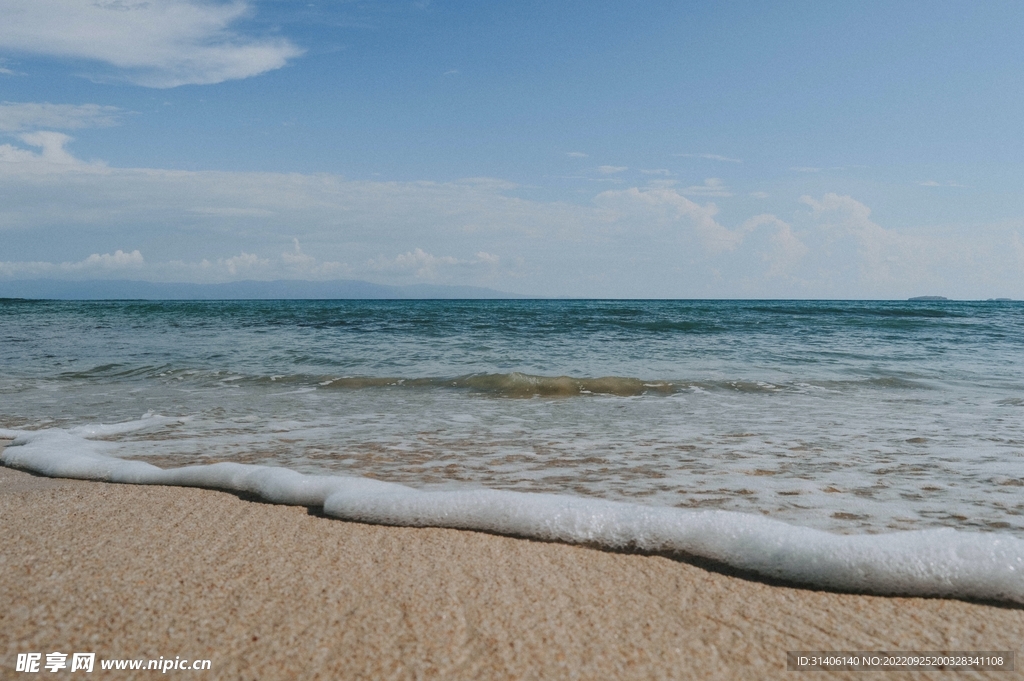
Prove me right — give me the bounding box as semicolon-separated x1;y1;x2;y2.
1;0;1023;298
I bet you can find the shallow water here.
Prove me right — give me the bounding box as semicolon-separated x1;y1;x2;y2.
2;298;1023;536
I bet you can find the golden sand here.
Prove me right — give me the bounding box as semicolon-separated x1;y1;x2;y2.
1;453;1021;680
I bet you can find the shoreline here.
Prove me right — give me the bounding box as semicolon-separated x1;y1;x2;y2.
2;453;1022;679
6;429;1023;605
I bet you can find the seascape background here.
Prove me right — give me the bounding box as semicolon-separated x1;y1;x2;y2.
4;3;1024;669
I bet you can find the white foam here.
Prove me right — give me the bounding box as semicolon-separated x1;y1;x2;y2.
3;424;1023;604
67;413;186;438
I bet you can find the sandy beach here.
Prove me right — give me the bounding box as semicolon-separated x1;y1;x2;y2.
2;449;1022;680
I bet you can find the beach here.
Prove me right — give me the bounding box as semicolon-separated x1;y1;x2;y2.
2;452;1021;680
4;0;1023;674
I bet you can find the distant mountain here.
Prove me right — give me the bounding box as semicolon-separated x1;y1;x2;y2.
0;279;534;300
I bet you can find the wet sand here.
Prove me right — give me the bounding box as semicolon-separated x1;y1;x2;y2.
1;450;1021;680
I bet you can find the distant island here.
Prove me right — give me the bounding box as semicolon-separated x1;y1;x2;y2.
907;296;1016;302
0;278;534;300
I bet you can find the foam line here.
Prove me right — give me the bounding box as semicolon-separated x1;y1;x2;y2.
2;425;1023;604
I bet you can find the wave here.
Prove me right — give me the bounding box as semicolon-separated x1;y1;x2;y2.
50;366;935;397
2;421;1023;604
318;373;679;397
746;303;965;319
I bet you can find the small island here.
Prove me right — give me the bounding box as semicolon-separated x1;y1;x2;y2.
908;296;949;301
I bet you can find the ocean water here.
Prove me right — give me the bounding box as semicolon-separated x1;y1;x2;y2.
3;298;1024;600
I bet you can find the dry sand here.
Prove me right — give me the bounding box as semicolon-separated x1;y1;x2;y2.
2;449;1022;680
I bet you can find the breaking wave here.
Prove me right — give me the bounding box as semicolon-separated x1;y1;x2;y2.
2;420;1022;604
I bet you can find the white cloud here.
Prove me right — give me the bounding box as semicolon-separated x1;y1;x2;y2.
219;251;266;276
791;166;822;173
740;214;808;278
640;169;671;175
800;193;939;292
0;141;41;164
676;153;742;163
750;191;770;199
0;245;357;283
681;177;731;197
919;180;966;188
0;139;589;250
0;102;122;132
163;244;351;282
597;165;627;174
594;187;742;253
369;248;459;278
456;176;520;191
0;0;303;87
279;239;348;278
82;249;144;268
367;248;499;281
0;131;90;168
0;249;143;278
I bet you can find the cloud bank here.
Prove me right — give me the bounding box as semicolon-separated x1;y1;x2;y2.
1;133;1021;298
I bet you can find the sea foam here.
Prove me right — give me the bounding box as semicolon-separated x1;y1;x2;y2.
2;423;1023;604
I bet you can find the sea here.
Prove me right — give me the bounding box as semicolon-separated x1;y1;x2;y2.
2;298;1024;601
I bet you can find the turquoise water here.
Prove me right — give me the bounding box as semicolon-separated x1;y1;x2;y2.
2;298;1023;536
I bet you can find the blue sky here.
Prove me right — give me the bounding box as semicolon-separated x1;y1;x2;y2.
1;0;1022;297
